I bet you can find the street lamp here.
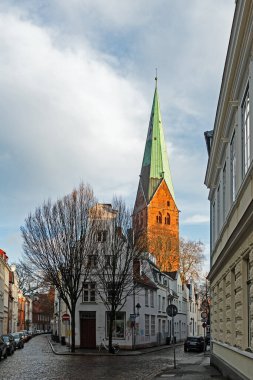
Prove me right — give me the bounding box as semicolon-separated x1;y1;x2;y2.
136;303;141;316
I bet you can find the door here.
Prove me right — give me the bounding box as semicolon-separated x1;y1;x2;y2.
80;311;96;348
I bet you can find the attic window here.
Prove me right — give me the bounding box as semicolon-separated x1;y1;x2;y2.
167;201;170;207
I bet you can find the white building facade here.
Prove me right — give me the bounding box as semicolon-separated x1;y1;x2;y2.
205;2;253;379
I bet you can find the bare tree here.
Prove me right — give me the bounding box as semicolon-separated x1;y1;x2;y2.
179;238;205;284
21;183;96;352
14;260;49;296
90;198;143;353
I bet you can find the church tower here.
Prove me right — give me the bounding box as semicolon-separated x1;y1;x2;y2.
133;79;179;271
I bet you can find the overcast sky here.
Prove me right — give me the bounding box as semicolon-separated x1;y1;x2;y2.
0;0;235;269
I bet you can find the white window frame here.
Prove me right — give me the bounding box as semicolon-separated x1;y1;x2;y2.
242;86;250;176
230;132;236;202
151;315;155;336
222;162;226;222
82;282;96;302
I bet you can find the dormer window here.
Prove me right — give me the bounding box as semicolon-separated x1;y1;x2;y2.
156;212;162;224
165;213;170;225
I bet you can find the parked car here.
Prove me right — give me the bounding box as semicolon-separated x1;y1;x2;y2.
1;334;15;355
184;336;205;352
18;331;28;342
10;333;24;349
0;336;8;359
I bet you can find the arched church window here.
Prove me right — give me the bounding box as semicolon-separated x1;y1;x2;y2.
165;213;170;225
157;212;162;224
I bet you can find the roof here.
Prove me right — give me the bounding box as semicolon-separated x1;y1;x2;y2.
135;273;158;289
164;271;178;280
138;80;175;203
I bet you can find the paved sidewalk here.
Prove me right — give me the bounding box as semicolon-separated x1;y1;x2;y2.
155;352;226;379
48;339;226;379
48;337;184;356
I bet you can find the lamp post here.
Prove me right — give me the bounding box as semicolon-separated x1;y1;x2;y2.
167;294;178;369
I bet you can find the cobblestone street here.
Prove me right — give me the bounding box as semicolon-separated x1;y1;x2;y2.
0;334;192;380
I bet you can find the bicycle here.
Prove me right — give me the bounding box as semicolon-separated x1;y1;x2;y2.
98;338;120;354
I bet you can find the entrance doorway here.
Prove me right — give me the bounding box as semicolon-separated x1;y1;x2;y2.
80;311;96;348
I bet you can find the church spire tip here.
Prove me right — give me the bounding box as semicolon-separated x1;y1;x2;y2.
155;68;158;87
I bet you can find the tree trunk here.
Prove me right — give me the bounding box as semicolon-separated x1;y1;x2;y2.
70;308;76;353
108;310;115;354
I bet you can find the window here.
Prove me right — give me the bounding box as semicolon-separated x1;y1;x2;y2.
82;282;96;302
156;212;162;224
162;297;165;312
145;288;149;306
165;213;170;225
106;311;125;339
222;163;226;222
217;185;220;233
158;295;161;311
150;290;154;307
230;132;236;202
212;201;216;245
167;201;170;207
87;255;97;268
106;282;119;303
242;87;250;175
97;230;107;242
151;315;155;335
145;314;150;336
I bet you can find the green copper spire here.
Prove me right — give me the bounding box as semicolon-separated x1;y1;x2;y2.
140;80;175;202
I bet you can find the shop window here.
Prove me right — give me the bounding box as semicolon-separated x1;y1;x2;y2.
106;311;125;339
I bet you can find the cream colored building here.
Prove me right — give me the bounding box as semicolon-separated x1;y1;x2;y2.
205;2;253;379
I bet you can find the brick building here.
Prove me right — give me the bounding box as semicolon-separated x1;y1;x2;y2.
133;79;179;271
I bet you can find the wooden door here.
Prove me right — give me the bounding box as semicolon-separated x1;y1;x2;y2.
80;311;96;348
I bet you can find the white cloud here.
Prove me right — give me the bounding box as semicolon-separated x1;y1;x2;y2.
181;215;210;225
0;1;235;262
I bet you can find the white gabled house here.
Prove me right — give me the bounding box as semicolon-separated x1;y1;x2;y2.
53;203;200;350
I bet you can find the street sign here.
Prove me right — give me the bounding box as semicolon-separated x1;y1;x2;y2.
166;304;178;317
62;313;70;321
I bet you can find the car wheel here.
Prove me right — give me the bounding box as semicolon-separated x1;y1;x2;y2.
184;347;187;352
